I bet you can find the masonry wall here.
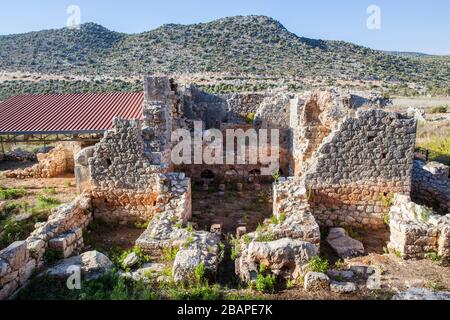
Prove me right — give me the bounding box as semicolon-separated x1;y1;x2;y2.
86;77;193;224
411;160;450;214
305;109;417;229
0;196;92;300
4;142;84;179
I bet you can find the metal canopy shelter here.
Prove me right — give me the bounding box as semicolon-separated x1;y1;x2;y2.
0;92;144;152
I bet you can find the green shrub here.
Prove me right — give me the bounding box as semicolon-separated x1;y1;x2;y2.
308;256;329;273
194;262;206;284
246;112;256;124
230;245;238;261
255;273;276;293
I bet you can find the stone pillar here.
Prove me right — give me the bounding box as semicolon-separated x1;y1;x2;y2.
142;76;175;167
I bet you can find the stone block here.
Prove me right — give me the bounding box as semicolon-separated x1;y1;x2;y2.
304;272;330;292
0;241;27;270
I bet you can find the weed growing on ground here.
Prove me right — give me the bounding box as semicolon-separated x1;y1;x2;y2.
0;187;27;200
424;252;441;265
308;256;329;273
162;247;179;262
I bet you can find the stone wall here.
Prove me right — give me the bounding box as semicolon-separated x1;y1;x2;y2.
304;108;416;229
3;142;85;179
388;194;450;260
85;117;192;224
412;160;450;214
0;195;92;300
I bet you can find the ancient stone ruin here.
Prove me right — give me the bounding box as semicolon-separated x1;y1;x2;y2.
1;76;449;299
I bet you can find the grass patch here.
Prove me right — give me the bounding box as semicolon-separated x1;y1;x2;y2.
0;208;49;249
36;194;61;210
416;120;450;166
424;252;441;265
0;187;27;200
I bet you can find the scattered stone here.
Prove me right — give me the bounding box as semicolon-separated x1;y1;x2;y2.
45;251;113;279
423;161;449;179
210;224;222;234
326;228;364;258
172;232;222;283
393;288;450;300
122;252;140;269
236;238;317;282
236;226;247;238
304;272;330;292
327;270;354;281
0;241;27;270
330;281;356;293
121;263;166;282
0;258;10;278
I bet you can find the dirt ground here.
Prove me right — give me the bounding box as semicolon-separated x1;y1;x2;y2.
0;173;77;205
191;182;273;234
84;221;144;253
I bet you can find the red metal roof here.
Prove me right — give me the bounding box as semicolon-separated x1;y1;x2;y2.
0;92;144;134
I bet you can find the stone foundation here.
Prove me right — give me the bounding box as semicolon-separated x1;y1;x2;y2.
388;194;450;260
0;195;92;300
412;160;450;214
3;142;84;179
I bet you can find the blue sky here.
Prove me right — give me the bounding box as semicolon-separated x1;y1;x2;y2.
0;0;449;54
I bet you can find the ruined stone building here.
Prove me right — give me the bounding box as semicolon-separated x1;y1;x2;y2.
1;76;449;299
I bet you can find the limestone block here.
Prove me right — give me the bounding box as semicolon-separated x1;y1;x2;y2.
326;228;365;259
0;241;27;270
304;272;330;292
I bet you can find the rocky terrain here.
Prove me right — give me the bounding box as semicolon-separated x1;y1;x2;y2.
0;15;449;102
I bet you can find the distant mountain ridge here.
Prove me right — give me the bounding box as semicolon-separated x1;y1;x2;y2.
0;15;449;87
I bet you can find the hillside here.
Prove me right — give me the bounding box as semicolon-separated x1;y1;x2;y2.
0;16;449;90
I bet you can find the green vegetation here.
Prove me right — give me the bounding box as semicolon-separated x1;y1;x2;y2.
0;188;62;249
430;105;448;114
0;16;448;94
416;120;450;166
345;227;362;241
254;265;276;293
380;193;394;208
383;213;390;226
162;247;179;262
117;246;150;270
0;79;143;102
272;170;281;183
0;206;50;249
427;280;445;291
424;252;441;265
133;220;150;230
0;187;27;200
246;112;256;124
270;212;286;225
16;271;222;300
307;256;329;273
